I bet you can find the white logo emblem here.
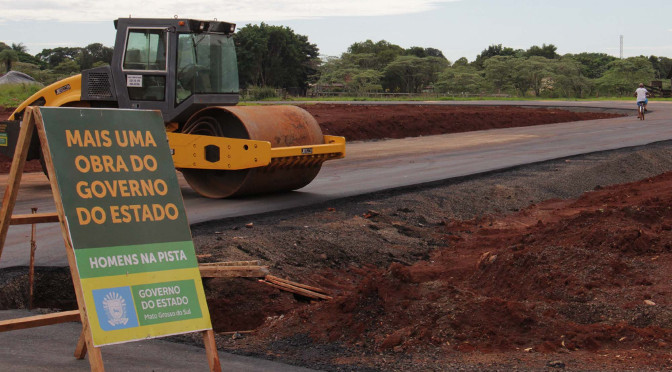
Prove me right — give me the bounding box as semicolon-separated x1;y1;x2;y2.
102;291;129;327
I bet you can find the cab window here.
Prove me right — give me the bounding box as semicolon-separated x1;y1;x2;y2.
176;33;239;104
124;28;167;101
123;29;167;71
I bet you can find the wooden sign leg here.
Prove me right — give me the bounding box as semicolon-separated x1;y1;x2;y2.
74;327;88;359
202;330;221;371
79;316;104;370
0;109;35;260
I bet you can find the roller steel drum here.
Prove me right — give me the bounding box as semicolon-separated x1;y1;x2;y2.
180;105;324;198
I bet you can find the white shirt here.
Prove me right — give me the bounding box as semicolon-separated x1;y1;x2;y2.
636;87;648;102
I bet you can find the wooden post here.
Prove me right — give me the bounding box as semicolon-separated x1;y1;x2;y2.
74;328;88;360
0;310;80;331
28;207;37;310
0;109;35;261
202;330;221;372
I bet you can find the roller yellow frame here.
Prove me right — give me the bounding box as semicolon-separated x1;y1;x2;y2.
8;74;345;172
169;132;345;170
8;76;85;121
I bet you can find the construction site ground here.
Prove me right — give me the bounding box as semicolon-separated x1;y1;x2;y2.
2;104;672;371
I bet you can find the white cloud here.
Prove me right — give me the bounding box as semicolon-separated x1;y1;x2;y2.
0;0;461;22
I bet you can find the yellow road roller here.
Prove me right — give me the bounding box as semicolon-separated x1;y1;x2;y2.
2;18;345;198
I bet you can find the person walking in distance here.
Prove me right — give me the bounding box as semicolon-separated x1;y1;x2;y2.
634;83;650;119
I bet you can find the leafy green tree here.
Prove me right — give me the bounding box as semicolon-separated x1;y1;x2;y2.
9;43;45;69
405;46;427;58
36;47;81;69
347;40;404;70
597;57;655;96
424;48;447;59
473;44;521;69
482;55;516;93
16;52;43;68
383;55;449;93
525;44;558;59
550;57;592;98
568;52;617;79
511;56;554;96
435;65;484;94
452;57;469;67
11;43;27;53
482;56;588;97
342;53;380;69
235;23;319;91
648;56;672;80
53;59;80;74
660;57;672;79
317;40;448;94
78;43;113;70
405;46;447;59
317;56;382;94
0;40;41;68
347;69;384;93
318;56;350;82
0;49;19;72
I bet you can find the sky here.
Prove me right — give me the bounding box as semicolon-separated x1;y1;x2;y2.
1;0;671;62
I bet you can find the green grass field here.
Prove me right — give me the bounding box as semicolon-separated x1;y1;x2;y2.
0;83;41;109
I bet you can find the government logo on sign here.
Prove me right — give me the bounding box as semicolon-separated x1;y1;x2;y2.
103;291;129;327
92;286;139;331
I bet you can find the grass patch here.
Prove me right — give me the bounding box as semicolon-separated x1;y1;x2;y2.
0;83;41;109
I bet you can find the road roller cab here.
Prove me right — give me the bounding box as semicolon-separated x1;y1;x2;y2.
4;17;345;198
80;17;240;124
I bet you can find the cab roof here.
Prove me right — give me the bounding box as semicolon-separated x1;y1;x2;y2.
113;18;236;34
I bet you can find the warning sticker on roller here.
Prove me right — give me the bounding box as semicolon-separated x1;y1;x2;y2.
127;75;143;87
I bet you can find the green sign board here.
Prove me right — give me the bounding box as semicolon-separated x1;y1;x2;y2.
38;107;211;346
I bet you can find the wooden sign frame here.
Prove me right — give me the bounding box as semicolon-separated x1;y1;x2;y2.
0;107;220;371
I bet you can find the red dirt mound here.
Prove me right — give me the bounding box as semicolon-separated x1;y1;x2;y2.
299;104;623;141
247;171;672;359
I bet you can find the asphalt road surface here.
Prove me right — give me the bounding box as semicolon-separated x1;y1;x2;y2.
0;100;669;268
0;309;316;371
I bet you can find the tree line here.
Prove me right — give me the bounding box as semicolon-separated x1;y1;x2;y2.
2;24;671;98
319;42;672;97
0;42;113;84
